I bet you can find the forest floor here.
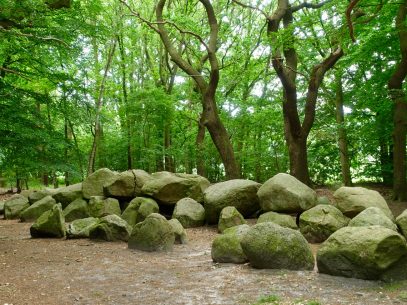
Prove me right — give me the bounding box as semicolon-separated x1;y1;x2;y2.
1;186;407;305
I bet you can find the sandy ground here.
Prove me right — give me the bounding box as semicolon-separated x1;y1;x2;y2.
1;189;407;305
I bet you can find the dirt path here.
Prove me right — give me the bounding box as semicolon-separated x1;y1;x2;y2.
1;218;405;305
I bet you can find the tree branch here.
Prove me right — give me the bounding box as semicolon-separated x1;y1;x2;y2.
291;0;333;13
0;28;69;47
346;0;361;42
230;0;269;18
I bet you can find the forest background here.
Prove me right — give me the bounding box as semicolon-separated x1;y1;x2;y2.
0;0;406;200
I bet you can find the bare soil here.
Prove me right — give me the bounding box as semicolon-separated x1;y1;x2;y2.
1;188;407;305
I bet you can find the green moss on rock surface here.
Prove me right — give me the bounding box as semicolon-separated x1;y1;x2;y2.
241;222;314;270
89;214;131;242
257;211;297;230
4;194;29;219
172;197;205;228
67;217;100;239
128;213;175;252
317;226;407;280
218;206;247;233
348;207;397;231
20;195;56;222
30;205;66;238
88;196;121;218
168;218;187;244
63;198;90;222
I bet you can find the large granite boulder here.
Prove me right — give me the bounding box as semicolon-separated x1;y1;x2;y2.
204;179;261;224
211;224;250;264
104;169;152;198
299;205;350;243
168;218;187;244
30;205;66;238
4;194;29;219
218;206;247;233
257;211;298;230
52;183;83;208
66;217;100;239
28;190;52;204
257;173;317;213
82;168;118;199
20;195;56;222
333;186;393;219
141;171;210;205
241;222;314;270
128;213;175;252
381;256;407;282
348;207;397;231
88;196;121;218
89;214;131;242
63;198;90;222
172;198;205;228
396;210;407;238
121;197;158;226
317;226;407;280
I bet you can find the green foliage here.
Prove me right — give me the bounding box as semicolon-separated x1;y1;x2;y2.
252;294;280;305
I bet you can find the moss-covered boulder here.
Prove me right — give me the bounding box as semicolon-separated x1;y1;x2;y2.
66;217;100;239
317;226;407;280
104;169;152;198
88;196;121;218
218;206;247;233
397;210;407;239
168;218;187;244
30;205;66;238
257;211;297;230
137;198;159;223
333;186;393;219
28;190;52;204
141;171;210;205
211;224;250;264
348;207;397;231
128;213;175;252
4;194;29;219
63;198;90;222
317;196;331;205
82;168;118;199
20;195;56;222
52;183;83;208
257;173;317;213
204;179;261;224
299;205;350;243
241;222;314;270
172;197;205;228
381;256;407;282
89;214;131;242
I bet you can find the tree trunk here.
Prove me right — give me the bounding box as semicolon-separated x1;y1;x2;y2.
285;131;311;186
203;93;240;180
196;115;206;177
335;73;352;186
164;122;174;172
388;0;407;201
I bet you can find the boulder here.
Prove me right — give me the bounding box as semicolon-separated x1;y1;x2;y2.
104;169;152;198
381;256;407;282
348;207;397;231
172;198;205;228
168;219;187;244
88;196;121;218
29;190;52;204
141;171;210;205
63;198;90;222
30;205;66;238
128;213;175;252
82;168;118;199
20;190;34;198
218;206;247;233
299;205;350;243
4;194;29;219
317;196;331;205
121;198;142;227
211;224;250;264
66;217;100;239
204;179;261;224
317;226;407;280
20;195;56;222
241;222;314;270
333;186;393;219
137;198;159;223
257;211;298;230
89;214;131;242
257;173;317;213
52;183;83;208
396;209;407;238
